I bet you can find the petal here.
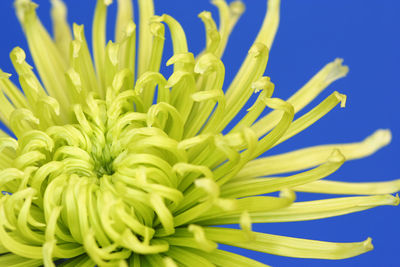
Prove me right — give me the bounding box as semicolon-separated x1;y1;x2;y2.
248;194;399;223
213;0;245;58
0;200;43;259
118;21;136;81
92;0;112;97
203;227;374;260
0;70;28;109
15;0;70;111
223;150;345;198
198;11;221;55
50;0;72;62
254;0;280;49
237;129;391;178
137;0;155;76
293;179;400;195
115;0;133;42
71;24;99;98
196;189;295;224
252;58;348;137
275;91;346;146
216;43;269;133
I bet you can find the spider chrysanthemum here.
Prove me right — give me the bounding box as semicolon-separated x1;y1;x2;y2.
0;0;398;266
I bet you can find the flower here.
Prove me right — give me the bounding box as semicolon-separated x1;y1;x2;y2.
0;0;398;266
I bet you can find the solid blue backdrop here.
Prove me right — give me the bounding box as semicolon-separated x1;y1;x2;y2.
0;0;399;266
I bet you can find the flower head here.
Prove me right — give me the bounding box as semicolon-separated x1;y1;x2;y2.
0;0;398;266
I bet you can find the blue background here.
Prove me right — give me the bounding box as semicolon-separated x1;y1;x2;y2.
0;0;399;266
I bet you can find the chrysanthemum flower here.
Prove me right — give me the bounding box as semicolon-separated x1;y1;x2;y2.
0;0;398;266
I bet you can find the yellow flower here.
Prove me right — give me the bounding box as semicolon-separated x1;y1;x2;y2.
0;0;398;266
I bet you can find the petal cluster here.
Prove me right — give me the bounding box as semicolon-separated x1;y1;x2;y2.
0;0;398;266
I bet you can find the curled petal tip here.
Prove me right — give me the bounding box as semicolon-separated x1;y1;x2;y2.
367;129;392;149
104;0;113;6
248;43;268;57
198;11;212;19
325;58;349;84
150;15;164;24
10;46;25;62
364;237;374;251
125;21;136;36
230;1;246;15
149;22;164;38
279;188;296;201
333;91;347;108
393;194;400;206
328;149;346;163
14;0;37;22
251;76;271;90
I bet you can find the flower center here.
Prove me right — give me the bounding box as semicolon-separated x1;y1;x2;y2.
5;89;190;253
